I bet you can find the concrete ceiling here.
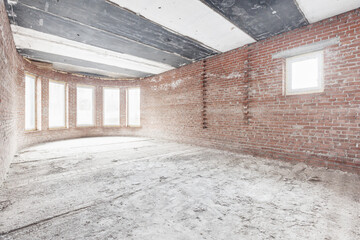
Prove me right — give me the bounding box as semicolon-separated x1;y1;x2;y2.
5;0;360;79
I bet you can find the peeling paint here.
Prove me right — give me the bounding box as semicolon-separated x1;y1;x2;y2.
150;77;192;91
151;79;183;91
7;0;18;6
44;2;49;12
208;72;243;79
149;75;163;83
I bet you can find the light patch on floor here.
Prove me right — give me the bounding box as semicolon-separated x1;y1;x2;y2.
0;137;359;239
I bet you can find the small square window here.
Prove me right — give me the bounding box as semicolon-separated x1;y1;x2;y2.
286;51;324;95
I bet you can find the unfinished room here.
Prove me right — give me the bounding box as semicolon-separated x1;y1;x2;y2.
0;0;359;239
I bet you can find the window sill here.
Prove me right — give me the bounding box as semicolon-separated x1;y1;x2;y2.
24;129;41;133
76;125;96;128
48;127;68;131
127;125;141;128
285;89;324;96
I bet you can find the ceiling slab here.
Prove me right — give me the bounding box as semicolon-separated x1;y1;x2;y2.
12;26;174;75
109;0;256;52
19;49;150;79
52;62;129;79
4;0;360;79
16;0;217;60
202;0;308;40
296;0;360;23
6;2;191;68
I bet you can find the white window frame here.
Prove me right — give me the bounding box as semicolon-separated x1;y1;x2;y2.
285;51;324;95
25;73;38;131
76;85;95;127
127;87;141;127
48;80;68;129
103;87;120;127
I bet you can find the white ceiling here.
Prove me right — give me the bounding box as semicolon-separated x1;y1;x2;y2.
6;0;360;79
110;0;256;52
296;0;360;23
12;26;174;76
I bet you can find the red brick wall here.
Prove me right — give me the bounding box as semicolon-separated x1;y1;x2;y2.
1;0;359;184
140;9;360;174
0;0;22;182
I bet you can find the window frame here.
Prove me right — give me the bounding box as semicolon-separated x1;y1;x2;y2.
76;84;96;127
24;73;38;132
285;50;324;95
48;79;68;130
126;87;141;127
103;87;121;127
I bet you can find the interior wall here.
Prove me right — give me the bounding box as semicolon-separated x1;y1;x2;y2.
0;0;142;184
140;9;360;174
1;0;359;184
0;0;22;182
17;60;141;150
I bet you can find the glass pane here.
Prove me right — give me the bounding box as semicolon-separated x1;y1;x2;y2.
49;81;66;128
25;75;36;130
128;88;140;126
291;58;319;89
77;86;94;126
36;79;42;130
104;88;120;126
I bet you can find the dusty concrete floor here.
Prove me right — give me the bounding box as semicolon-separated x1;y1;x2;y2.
0;137;359;240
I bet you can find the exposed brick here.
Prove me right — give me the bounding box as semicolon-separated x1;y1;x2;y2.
17;60;141;150
0;1;141;184
140;9;360;174
0;0;21;182
0;3;359;183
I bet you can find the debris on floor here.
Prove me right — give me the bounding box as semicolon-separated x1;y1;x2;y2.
0;137;359;240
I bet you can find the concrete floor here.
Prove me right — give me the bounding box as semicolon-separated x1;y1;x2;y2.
0;137;359;240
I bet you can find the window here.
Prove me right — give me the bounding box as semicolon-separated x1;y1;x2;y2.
77;86;95;126
49;80;67;128
103;88;120;126
25;74;37;130
286;51;323;95
127;88;140;126
25;74;41;131
36;79;42;130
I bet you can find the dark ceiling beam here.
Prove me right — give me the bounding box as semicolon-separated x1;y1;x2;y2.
201;0;308;40
6;2;192;68
11;0;218;61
